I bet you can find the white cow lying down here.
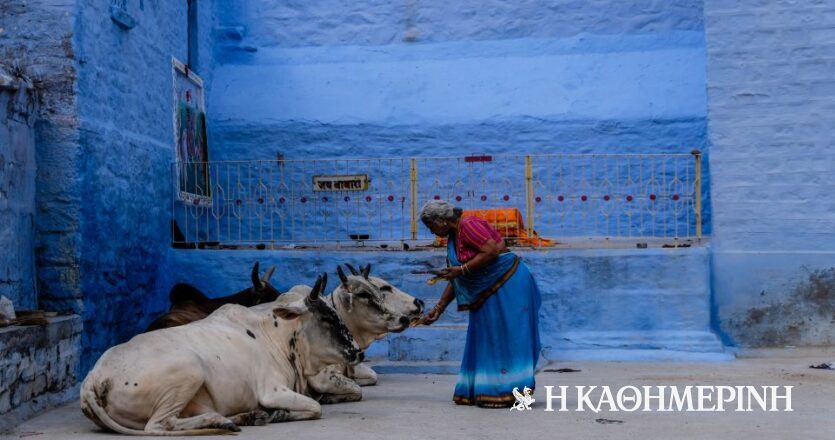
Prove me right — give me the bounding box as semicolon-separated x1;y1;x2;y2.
80;274;362;436
301;264;424;403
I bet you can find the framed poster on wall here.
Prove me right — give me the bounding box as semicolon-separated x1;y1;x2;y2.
172;57;211;206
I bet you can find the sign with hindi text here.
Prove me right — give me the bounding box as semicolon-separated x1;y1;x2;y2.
312;174;370;192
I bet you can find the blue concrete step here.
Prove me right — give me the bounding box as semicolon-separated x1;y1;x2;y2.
363;246;731;367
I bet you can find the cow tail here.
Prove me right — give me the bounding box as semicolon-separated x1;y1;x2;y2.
80;377;234;436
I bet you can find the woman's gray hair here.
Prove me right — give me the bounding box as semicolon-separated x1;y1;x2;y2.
419;200;463;224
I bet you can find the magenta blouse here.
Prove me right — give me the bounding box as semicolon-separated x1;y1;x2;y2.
455;216;504;263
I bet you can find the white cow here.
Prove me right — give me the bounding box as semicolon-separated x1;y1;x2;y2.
80;274;362;435
302;264;424;403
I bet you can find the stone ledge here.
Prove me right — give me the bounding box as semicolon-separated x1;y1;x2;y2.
0;315;82;433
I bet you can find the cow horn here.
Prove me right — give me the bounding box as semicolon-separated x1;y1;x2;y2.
251;261;264;290
345;263;359;276
361;264;371;279
310;273;326;301
337;265;349;286
262;265;276;285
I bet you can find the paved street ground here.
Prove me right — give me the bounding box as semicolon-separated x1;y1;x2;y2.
4;349;835;440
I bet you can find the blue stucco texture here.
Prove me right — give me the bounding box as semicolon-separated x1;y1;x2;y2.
0;72;37;310
7;0;835;377
153;247;726;364
703;0;835;346
68;0;219;373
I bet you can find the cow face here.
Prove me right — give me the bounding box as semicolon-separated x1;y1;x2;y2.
336;264;425;335
274;274;363;370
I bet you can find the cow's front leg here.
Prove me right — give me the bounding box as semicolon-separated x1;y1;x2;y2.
308;369;362;404
228;410;271;426
259;385;322;422
348;362;378;386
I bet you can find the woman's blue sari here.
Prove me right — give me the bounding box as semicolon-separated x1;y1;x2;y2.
448;233;542;407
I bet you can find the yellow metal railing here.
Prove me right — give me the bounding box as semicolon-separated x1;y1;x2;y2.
171;153;704;247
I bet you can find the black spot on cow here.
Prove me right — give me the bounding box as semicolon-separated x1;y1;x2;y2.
96;379;113;409
274;320;278;327
246;329;256;339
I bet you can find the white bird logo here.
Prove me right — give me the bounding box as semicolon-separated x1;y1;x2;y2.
511;386;535;411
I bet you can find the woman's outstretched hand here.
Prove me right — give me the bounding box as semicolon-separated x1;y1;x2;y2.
439;266;464;280
422;306;443;325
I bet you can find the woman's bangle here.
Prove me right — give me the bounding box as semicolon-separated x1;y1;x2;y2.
462;263;469;274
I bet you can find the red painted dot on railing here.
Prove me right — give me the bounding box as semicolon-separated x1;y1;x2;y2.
503;195;510;201
480;195;487;202
300;197;307;203
365;196;372;202
455;195;462;202
433;195;441;200
235;199;242;206
258;197;264;204
603;195;610;201
344;196;351;202
581;195;588;202
649;194;657;201
387;195;394;202
535;196;542;203
558;195;565;202
279;197;286;204
626;195;633;202
672;194;680;201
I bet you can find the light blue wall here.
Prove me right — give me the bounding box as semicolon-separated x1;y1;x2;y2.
203;0;711;245
704;0;835;346
210;0;707;160
152;247;727;364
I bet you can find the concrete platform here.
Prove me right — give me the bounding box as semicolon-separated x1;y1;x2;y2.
4;349;835;440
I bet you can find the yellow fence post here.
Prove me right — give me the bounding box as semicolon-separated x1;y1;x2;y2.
524;155;534;242
409;158;418;240
692;149;702;241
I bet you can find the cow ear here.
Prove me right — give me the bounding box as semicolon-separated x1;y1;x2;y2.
345;263;359;276
252;261;264;290
361;264;371;279
273;298;306;320
337;265;349;286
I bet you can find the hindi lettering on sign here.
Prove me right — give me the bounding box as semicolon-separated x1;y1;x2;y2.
312;174;370;192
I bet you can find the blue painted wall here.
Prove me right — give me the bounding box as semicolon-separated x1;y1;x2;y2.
704;0;835;346
152;247;727;364
201;0;711;243
210;0;707;159
68;0;219;372
13;0;835;375
0;0;79;314
0;68;37;310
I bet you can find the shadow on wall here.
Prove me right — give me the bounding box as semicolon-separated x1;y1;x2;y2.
725;268;835;347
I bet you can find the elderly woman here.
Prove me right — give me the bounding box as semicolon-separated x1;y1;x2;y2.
421;200;541;408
